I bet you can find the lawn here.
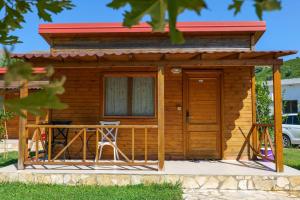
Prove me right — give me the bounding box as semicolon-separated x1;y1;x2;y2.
284;148;300;170
0;183;182;200
0;152;182;200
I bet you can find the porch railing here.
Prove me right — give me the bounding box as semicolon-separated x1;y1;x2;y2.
24;124;158;168
240;123;275;162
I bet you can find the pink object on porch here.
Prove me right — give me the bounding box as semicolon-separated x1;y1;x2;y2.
260;148;275;161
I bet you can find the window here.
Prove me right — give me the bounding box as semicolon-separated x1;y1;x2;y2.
283;116;293;124
292;115;300;125
104;74;155;117
283;100;298;114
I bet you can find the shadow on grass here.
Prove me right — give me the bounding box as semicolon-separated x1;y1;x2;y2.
0;158;17;167
0;151;18;168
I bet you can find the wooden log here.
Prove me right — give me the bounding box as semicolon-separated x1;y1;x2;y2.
251;67;258;159
18;80;28;170
95;129;99;162
83;128;87;162
34;59;284;68
158;66;165;171
26;124;158;129
24;160;159;166
145;128;148;162
273;64;284;172
35;129;39;161
132;128;134;161
53;129;84;160
266;128;275;156
264;128;268;159
48;128;52;161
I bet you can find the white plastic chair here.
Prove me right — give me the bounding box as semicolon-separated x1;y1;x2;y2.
96;121;120;161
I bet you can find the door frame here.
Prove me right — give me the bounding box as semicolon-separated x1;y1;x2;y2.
182;69;224;159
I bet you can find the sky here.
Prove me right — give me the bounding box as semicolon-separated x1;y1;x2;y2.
8;0;300;60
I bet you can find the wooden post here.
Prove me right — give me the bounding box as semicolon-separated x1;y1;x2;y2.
83;128;87;162
251;67;258;159
18;80;28;170
132;128;135;162
273;64;284;172
157;66;165;171
48;128;52;161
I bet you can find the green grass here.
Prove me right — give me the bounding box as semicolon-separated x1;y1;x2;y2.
0;151;18;167
0;183;182;200
284;148;300;170
0;152;182;200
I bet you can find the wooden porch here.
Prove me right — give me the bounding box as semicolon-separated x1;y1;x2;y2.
14;51;296;172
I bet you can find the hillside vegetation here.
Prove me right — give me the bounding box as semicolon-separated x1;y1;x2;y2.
256;58;300;81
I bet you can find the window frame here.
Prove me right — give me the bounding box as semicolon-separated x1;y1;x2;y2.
292;115;300;125
101;72;157;119
283;100;298;114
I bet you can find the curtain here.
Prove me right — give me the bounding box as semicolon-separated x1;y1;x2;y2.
105;77;128;115
132;77;154;116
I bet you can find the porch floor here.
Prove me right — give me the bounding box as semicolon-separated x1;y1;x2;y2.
1;160;299;176
1;160;300;190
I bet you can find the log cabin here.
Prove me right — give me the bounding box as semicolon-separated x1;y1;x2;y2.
11;21;296;172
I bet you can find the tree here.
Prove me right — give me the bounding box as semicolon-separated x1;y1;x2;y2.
0;0;74;44
108;0;281;44
256;81;273;125
0;1;74;116
0;109;14;141
0;0;284;117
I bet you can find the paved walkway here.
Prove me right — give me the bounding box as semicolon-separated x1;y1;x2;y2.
183;189;300;200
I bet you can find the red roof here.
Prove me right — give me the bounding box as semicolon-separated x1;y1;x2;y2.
0;67;46;74
39;21;266;34
39;21;266;44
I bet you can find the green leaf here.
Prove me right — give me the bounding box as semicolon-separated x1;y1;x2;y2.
254;0;281;20
5;77;68;117
228;0;244;15
0;0;74;45
108;0;207;44
36;0;74;22
2;50;68;118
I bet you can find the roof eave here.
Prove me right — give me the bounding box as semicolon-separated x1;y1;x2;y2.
38;21;266;45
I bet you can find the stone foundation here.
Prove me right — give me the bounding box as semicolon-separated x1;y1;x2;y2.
1;172;300;191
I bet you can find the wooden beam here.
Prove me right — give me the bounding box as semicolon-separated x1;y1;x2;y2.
26;124;158;129
18;80;28;170
273;64;284;172
32;59;283;68
157;66;165;171
250;34;256;50
251;67;258;159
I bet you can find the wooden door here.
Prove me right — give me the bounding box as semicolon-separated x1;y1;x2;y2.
183;71;222;159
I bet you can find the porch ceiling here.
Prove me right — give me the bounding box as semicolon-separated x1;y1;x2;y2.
11;50;296;63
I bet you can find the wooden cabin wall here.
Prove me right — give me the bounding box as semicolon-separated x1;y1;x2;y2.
51;35;251;54
5;92;37;139
51;68;158;160
222;66;252;159
50;65;252;160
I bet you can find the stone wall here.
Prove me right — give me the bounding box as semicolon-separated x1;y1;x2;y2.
1;172;300;191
